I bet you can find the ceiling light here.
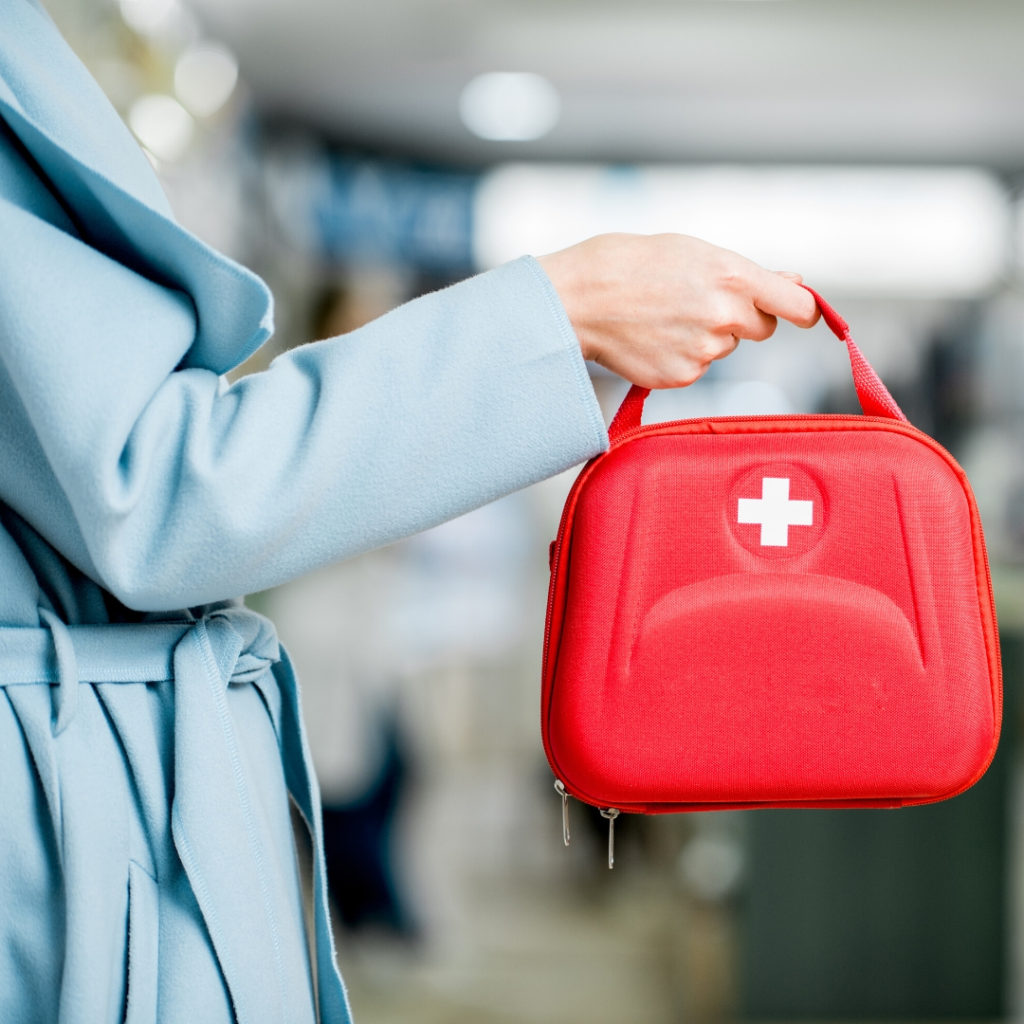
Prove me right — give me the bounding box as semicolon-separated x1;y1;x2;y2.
459;72;560;143
119;0;182;37
474;164;1009;296
128;94;195;162
175;42;239;118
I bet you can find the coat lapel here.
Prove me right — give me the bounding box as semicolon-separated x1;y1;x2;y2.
0;0;274;374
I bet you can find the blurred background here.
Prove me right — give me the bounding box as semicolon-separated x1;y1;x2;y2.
42;0;1024;1019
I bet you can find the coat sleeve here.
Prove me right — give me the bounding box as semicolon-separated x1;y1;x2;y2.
0;191;608;611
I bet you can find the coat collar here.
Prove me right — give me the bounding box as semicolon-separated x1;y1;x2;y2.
0;0;274;374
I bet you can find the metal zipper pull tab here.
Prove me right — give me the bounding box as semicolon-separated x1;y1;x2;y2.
600;808;620;869
553;780;571;846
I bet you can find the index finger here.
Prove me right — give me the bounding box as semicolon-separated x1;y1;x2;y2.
751;270;820;328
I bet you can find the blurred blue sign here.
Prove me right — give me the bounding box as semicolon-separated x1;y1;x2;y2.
313;156;477;274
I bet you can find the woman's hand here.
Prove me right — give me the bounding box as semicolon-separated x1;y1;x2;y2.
538;233;820;389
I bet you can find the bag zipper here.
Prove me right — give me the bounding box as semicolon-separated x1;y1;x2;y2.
554;779;621;869
600;808;621;869
553;779;570;846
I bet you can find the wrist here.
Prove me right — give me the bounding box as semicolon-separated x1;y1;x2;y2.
537;249;597;362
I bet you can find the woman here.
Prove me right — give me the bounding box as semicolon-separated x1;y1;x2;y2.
0;0;818;1021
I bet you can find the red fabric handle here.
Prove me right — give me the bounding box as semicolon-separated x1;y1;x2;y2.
802;286;907;422
608;286;907;441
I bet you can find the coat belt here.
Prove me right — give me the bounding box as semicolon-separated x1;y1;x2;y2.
0;606;353;1024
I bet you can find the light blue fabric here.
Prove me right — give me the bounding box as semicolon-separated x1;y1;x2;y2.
0;0;608;1021
2;606;335;1024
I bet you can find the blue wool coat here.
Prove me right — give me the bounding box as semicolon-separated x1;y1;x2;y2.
0;2;608;1021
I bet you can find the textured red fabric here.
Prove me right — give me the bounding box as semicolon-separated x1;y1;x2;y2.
543;306;1000;815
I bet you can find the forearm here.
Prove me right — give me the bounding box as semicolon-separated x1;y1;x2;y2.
16;258;606;611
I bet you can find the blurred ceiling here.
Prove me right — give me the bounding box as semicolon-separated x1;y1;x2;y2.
184;0;1024;170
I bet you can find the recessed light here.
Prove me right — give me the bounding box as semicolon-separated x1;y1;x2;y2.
175;43;239;118
128;94;195;162
459;72;560;142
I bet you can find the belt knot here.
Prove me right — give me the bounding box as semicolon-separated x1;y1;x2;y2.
202;607;281;685
35;604;281;737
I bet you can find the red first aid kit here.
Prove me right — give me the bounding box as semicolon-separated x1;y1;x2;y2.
542;290;1001;863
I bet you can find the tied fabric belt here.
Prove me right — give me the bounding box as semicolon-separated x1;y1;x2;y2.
0;607;352;1024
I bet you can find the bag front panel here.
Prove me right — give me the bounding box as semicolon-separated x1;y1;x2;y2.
544;419;998;811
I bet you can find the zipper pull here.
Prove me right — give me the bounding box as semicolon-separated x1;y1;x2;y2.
600;808;620;869
553;780;571;846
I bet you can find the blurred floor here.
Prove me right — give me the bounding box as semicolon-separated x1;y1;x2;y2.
332;758;711;1024
338;876;686;1024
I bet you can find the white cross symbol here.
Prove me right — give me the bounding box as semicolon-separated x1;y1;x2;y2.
736;476;814;547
